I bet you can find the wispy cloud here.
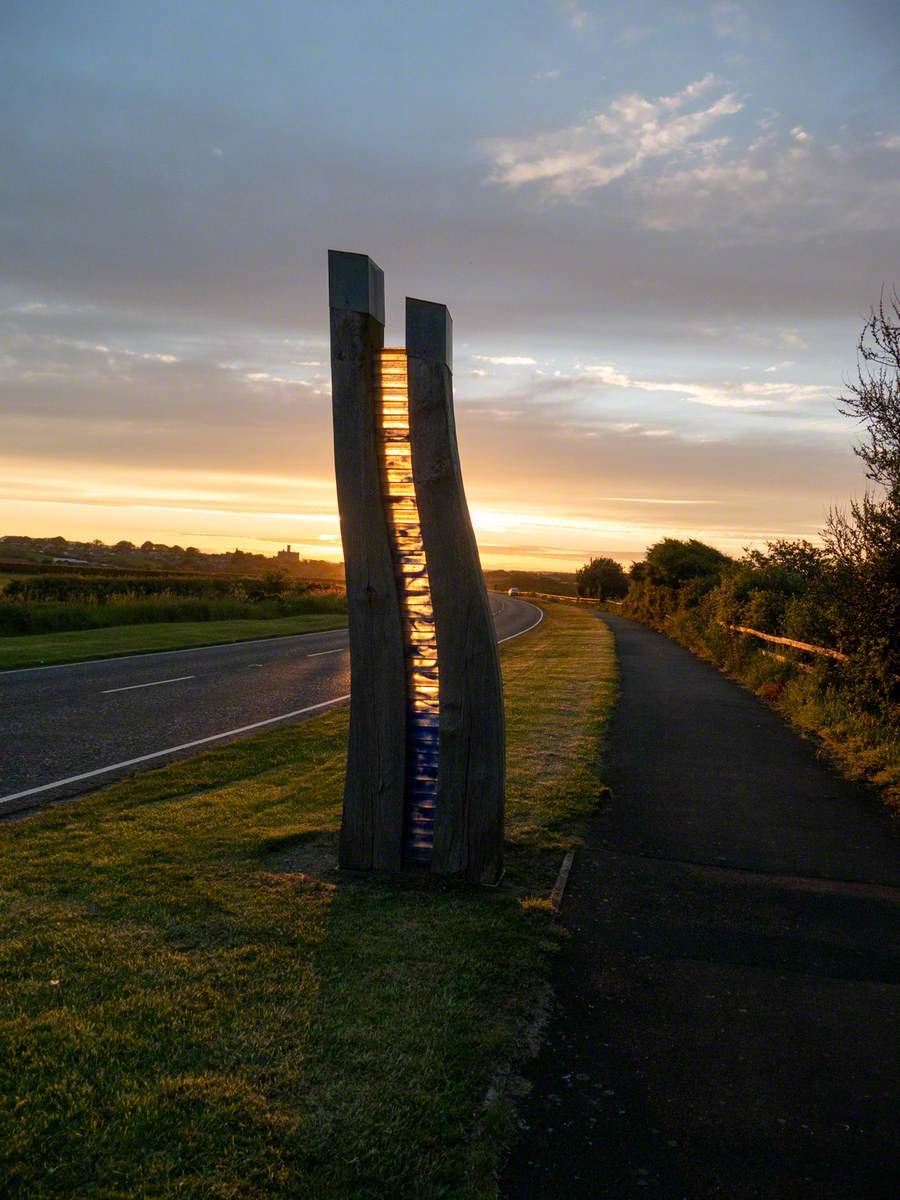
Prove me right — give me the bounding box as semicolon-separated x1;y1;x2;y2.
473;354;538;366
482;75;742;199
576;361;830;410
635;132;900;236
483;76;900;239
562;1;589;32
710;2;754;39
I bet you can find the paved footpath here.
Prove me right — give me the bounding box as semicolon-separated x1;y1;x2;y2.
503;614;899;1200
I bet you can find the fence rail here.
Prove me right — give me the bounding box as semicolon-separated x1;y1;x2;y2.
516;590;596;606
724;623;848;662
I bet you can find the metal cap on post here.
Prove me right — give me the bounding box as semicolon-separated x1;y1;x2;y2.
406;298;452;370
328;250;385;323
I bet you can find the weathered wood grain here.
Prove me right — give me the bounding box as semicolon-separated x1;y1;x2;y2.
330;304;407;872
407;301;505;884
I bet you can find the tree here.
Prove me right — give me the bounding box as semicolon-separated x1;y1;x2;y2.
640;538;732;587
823;289;900;705
575;556;628;600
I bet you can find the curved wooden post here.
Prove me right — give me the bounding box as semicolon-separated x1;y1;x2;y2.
406;298;506;884
329;251;406;871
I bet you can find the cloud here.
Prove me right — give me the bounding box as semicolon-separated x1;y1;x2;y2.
473;354;538;366
576;360;831;410
563;2;589;32
635;132;900;236
710;2;754;40
483;77;899;242
482;75;742;199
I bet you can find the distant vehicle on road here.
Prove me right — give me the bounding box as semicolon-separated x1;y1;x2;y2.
508;587;520;597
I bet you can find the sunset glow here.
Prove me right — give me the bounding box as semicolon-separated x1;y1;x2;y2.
2;3;894;570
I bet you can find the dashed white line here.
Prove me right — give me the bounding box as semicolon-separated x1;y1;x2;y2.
307;648;346;657
0;693;352;808
0;597;543;811
101;675;195;695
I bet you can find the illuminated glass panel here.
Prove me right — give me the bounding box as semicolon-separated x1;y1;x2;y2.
377;349;439;865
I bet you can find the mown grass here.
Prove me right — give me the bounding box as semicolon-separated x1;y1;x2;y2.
0;613;349;671
0;603;615;1199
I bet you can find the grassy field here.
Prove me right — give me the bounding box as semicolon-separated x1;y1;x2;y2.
0;603;616;1199
0;613;349;671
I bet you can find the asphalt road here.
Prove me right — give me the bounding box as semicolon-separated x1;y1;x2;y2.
0;592;541;817
504;613;899;1200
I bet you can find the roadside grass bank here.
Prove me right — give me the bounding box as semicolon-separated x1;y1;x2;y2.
0;612;349;671
607;602;900;811
0;603;615;1199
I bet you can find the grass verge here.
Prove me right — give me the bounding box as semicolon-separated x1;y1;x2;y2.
0;613;349;671
0;603;615;1198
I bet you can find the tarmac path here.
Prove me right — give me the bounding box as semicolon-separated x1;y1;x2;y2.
504;612;899;1200
0;592;540;817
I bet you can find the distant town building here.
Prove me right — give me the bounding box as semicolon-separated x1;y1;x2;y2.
276;544;300;565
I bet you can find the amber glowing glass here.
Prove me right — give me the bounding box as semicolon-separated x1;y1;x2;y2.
377;349;439;864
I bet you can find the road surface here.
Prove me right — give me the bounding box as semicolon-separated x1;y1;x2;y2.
0;592;541;816
504;612;899;1200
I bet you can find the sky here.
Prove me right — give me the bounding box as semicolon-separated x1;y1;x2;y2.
2;0;898;570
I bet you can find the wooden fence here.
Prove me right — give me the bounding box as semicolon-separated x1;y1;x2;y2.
723;623;848;663
516;590;596;606
518;598;848;666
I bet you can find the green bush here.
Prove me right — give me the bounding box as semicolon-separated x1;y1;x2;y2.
1;572;335;605
0;592;346;636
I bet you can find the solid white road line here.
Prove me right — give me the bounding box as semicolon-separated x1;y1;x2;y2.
307;648;346;657
498;602;544;642
0;693;351;808
0;597;543;811
101;675;195;695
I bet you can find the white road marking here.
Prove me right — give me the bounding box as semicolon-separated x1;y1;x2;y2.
0;693;352;808
0;597;543;811
307;648;346;657
498;602;544;642
101;675;195;695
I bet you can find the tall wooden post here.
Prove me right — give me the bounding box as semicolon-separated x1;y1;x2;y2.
329;251;406;871
406;299;506;884
329;253;505;883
